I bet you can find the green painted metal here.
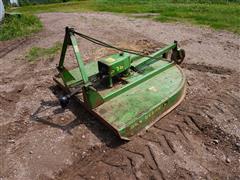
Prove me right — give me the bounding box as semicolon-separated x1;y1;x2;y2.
95;61;185;138
70;33;89;84
131;43;176;68
98;53;132;87
54;27;186;140
58;27;69;70
58;27;90;86
99;53;131;76
82;85;104;109
61;61;98;87
103;62;174;101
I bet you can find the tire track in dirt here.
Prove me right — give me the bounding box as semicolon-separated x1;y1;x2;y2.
0;39;28;58
183;63;234;75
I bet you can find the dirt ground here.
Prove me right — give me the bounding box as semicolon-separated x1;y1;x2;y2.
0;12;239;180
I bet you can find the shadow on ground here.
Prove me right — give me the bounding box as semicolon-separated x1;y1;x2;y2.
30;85;125;148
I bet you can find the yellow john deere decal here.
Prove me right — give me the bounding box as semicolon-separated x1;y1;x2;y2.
106;57;116;63
115;65;124;71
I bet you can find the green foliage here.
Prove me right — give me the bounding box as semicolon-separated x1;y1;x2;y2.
97;0;240;4
26;42;62;62
153;3;240;33
0;14;42;41
95;0;240;33
18;0;70;6
170;0;240;3
10;2;97;13
9;0;240;34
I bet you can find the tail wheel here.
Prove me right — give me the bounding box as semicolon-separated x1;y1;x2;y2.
171;49;185;65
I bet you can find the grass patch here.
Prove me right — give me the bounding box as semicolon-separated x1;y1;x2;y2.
96;1;240;33
0;14;42;41
9;1;98;13
26;42;62;62
9;0;240;34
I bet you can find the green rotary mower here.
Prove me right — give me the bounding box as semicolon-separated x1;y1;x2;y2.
54;27;186;140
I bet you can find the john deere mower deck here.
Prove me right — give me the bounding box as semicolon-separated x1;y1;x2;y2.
54;27;186;140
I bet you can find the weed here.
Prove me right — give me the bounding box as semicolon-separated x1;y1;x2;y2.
26;42;62;62
0;14;42;41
